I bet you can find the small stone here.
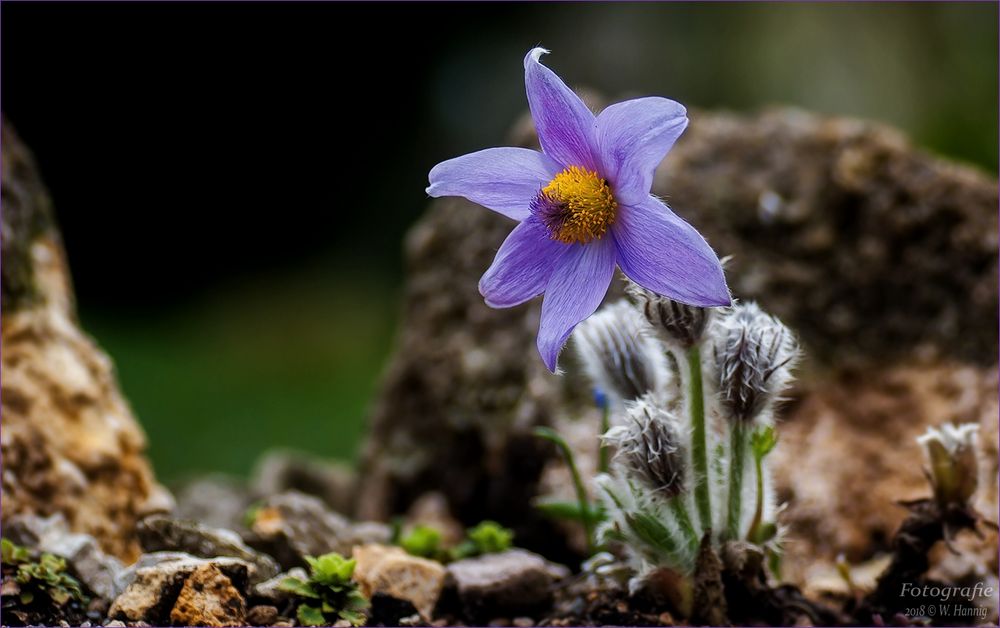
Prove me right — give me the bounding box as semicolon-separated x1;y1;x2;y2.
352;544;447;621
137;514;279;583
169;563;246;627
105;621;126;627
251;567;307;603
249;491;355;568
246;604;279;626
513;617;535;627
447;549;570;621
174;474;254;533
250;449;357;514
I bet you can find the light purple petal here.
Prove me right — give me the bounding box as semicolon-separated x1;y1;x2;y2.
524;48;598;171
427;147;561;221
479;218;565;308
596;97;688;206
612;196;730;307
537;237;617;371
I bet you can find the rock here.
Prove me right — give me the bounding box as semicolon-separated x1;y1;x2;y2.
251;567;306;603
168;563;246;627
403;492;465;546
246;604;280;626
251;449;357;515
109;553;251;622
352;544;447;621
0;120;171;562
174;474;254;534
137;514;279;583
356;106;997;575
446;549;570;621
4;513;124;600
248;491;388;569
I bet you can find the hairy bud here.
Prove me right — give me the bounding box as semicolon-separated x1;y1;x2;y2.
603;396;687;498
711;302;799;422
573;301;668;403
626;281;710;349
917;422;979;508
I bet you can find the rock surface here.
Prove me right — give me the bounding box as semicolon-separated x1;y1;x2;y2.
352;544;447;621
446;549;570;622
0;120;171;562
168;563;247;627
357;106;998;578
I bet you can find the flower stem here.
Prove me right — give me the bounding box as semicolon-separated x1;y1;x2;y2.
686;346;712;533
533;427;595;555
727;421;747;540
598;402;611;474
747;447;765;542
668;498;700;554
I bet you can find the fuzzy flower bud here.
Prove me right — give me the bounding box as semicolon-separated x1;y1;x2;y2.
626;281;710;349
603;396;687;498
917;422;979;508
711;302;799;422
573;301;669;404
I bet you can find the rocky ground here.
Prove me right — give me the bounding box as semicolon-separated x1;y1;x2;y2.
1;100;997;627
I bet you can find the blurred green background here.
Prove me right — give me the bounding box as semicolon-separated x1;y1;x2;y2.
5;3;996;483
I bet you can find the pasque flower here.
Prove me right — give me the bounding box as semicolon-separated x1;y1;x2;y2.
427;48;730;371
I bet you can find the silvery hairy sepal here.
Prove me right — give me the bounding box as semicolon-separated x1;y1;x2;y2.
573;300;669;404
602;395;687;498
917;422;979;508
711;302;799;423
626;280;711;350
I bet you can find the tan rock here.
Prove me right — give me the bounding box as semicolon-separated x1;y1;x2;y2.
352;544;446;620
169;563;247;627
0;121;169;563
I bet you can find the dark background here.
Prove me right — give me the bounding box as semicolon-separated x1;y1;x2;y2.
3;2;997;482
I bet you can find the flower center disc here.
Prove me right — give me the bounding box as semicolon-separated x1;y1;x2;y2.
532;166;617;244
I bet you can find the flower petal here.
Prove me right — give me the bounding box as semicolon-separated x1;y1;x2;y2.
524;48;598;171
479;218;565;308
596;97;687;206
537;237;617;371
427;147;561;221
612;196;730;307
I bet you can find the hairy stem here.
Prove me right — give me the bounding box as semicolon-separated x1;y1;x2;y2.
534;427;595;554
668;498;700;554
598;402;611;474
727;421;747;539
687;346;711;533
747;448;765;541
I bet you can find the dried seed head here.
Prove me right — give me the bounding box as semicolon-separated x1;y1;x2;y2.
626;281;711;349
603;396;687;498
917;422;979;508
573;301;668;403
711;302;799;423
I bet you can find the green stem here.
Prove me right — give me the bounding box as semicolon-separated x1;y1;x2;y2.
668;498;700;555
534;427;595;555
598;402;611;474
727;421;747;540
686;346;711;533
747;450;765;542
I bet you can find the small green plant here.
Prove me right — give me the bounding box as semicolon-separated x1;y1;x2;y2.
1;538;89;608
279;552;369;627
399;524;445;561
452;521;515;560
534;426;603;554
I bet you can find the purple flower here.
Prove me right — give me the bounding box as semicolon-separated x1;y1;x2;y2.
427;48;730;372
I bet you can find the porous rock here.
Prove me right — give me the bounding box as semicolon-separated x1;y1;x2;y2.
446;549;570;621
168;563;247;627
352;544;447;621
137;514;279;583
0;120;171;562
249;491;390;570
173;473;255;534
251;567;307;603
357;106;998;579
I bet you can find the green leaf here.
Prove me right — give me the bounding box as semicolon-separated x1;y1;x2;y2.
534;499;605;524
278;576;320;599
340;609;367;627
297;604;326;627
400;525;443;559
750;426;778;461
626;512;679;557
19;590;34;604
466;521;514;555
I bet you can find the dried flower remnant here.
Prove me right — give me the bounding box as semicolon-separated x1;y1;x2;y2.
604;396;689;498
574;300;670;406
627;281;711;350
427;47;729;371
917;422;980;509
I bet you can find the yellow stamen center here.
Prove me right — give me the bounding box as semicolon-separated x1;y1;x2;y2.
537;166;617;244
